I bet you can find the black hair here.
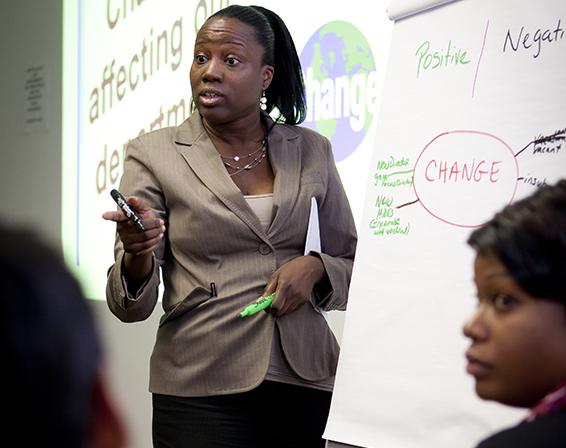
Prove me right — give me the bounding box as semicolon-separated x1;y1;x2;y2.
208;4;306;125
468;180;566;304
0;224;101;447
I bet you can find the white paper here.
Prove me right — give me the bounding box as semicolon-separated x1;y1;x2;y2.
387;0;458;21
23;65;50;134
325;0;566;446
305;196;333;326
304;196;321;255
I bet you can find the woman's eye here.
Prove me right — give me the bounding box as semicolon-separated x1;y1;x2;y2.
195;55;207;63
226;57;239;66
493;293;517;311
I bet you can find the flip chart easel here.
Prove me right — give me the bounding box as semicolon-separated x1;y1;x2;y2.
325;1;566;447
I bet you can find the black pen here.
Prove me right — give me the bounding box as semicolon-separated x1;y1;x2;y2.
110;189;145;230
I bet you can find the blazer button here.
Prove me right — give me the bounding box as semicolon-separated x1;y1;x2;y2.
259;243;271;255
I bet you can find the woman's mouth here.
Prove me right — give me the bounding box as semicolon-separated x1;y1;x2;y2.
465;353;491;378
199;91;223;106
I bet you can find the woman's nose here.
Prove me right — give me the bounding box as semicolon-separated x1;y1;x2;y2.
463;306;489;342
202;58;223;82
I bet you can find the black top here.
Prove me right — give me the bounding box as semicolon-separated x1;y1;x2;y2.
477;410;566;448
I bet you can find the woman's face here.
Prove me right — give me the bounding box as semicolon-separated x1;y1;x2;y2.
190;17;274;127
464;253;566;408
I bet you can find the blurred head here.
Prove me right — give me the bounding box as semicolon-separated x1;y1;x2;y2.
463;180;566;408
0;224;125;447
191;5;306;125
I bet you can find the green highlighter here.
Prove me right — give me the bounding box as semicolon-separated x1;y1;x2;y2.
237;292;275;317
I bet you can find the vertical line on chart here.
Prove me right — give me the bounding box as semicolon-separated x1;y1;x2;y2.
472;20;489;98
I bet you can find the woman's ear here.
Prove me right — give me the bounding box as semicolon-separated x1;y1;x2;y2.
262;65;275;90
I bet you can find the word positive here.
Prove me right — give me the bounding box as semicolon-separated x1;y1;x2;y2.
415;40;470;78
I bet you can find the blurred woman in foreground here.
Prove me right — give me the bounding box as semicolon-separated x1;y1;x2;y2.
464;180;566;447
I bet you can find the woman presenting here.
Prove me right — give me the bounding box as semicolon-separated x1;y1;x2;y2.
103;5;357;448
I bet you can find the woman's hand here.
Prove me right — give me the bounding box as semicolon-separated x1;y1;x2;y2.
103;196;165;281
263;255;328;316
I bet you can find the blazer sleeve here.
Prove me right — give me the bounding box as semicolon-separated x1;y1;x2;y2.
106;136;168;322
310;137;358;312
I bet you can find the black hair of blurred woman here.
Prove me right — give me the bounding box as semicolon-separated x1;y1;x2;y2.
0;224;102;447
209;4;307;125
468;180;566;305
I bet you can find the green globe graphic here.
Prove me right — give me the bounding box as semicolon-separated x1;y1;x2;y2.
300;21;377;162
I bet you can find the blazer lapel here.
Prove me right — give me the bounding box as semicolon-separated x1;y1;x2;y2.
268;124;301;237
174;114;270;242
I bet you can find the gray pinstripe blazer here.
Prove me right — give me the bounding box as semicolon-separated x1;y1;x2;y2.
106;112;357;397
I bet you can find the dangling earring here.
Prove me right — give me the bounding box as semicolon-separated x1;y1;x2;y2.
260;91;267;111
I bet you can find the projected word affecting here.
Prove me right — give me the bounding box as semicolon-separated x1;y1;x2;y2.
89;17;183;124
415;40;471;78
503;19;565;59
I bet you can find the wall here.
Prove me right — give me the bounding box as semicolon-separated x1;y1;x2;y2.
0;0;62;243
0;2;156;447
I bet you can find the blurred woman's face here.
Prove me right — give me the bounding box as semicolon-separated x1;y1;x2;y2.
464;254;566;407
190;17;274;127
